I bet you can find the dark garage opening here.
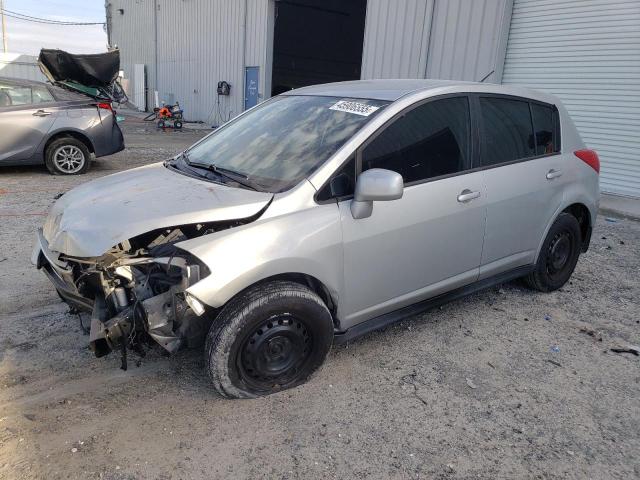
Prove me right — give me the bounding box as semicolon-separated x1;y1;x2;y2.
271;0;368;96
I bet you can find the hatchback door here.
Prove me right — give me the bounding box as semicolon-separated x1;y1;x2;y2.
0;82;58;164
337;95;487;328
475;96;565;278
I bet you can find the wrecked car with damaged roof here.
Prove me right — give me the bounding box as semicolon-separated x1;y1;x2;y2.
33;80;599;399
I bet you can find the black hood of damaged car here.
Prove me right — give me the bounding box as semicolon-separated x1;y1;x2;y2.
38;49;120;88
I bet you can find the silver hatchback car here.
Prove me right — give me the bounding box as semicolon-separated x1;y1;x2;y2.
0;77;124;175
33;80;599;398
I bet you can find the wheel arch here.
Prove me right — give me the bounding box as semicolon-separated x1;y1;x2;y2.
43;129;95;156
202;271;340;328
536;200;594;262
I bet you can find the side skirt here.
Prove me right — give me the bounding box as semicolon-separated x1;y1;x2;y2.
333;265;534;345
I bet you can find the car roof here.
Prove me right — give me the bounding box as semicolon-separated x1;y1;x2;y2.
283;79;559;105
0;76;49;87
283;79;482;101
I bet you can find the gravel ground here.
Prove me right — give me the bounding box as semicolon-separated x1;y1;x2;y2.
0;118;638;479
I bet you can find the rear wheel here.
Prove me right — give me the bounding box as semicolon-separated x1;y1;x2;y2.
45;137;90;175
205;281;334;399
173;120;183;129
525;213;582;292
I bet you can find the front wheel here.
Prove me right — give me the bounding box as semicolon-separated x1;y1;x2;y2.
205;281;334;399
525;213;582;292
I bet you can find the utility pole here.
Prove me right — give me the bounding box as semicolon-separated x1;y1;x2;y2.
0;0;7;53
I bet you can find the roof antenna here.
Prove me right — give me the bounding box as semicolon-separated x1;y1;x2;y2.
479;70;495;83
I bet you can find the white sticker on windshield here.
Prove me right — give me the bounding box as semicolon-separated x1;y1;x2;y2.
329;100;380;117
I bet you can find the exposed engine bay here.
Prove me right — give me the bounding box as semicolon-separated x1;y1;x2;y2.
35;220;247;369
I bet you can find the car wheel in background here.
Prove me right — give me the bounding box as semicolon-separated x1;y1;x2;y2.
525;213;582;292
205;281;334;399
173;120;183;129
45;137;90;175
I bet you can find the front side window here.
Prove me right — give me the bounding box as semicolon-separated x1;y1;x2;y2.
361;96;471;184
0;84;32;106
480;97;535;166
185;95;388;192
531;103;560;155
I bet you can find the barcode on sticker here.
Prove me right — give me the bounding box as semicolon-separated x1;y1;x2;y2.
329;100;380;117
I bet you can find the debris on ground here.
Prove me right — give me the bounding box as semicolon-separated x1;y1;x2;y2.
605;217;619;223
466;378;478;389
579;327;603;341
610;345;640;356
546;359;562;367
550;346;561;353
544;314;552;321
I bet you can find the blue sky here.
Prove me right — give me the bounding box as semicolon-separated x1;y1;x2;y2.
3;0;108;55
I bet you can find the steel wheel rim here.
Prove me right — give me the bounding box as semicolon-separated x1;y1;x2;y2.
53;145;85;173
546;231;573;277
237;314;313;390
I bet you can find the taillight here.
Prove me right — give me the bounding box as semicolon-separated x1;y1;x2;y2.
574;149;600;173
97;102;113;113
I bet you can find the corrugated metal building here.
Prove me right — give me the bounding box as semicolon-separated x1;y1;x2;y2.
106;0;640;198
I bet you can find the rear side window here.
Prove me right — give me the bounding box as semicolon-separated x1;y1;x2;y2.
480;97;535;166
32;86;55;104
531;103;560;155
362;96;471;184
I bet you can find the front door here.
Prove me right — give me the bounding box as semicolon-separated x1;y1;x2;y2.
338;96;487;328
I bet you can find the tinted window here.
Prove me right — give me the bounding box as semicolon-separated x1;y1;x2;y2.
531;103;560;155
480;97;535;166
362;97;471;184
186;96;388;192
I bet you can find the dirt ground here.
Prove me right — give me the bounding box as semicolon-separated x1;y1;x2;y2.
0;117;639;479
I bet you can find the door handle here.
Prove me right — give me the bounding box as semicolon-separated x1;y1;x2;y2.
457;189;481;203
32;110;52;117
546;169;562;180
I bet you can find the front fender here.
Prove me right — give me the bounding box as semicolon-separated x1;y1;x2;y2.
178;203;344;311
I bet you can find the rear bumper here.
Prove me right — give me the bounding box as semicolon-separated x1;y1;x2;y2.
93;120;125;158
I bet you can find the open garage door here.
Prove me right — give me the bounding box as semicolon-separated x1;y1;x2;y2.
271;0;367;96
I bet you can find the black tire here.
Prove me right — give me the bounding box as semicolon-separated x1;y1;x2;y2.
205;281;334;399
525;213;582;292
44;137;90;175
173;120;183;129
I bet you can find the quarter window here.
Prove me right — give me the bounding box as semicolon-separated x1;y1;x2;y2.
531;103;560;155
480;97;535;166
362;97;471;184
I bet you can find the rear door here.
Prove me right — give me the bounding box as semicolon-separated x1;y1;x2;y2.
0;83;59;164
476;95;565;278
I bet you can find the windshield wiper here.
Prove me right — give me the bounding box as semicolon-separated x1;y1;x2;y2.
185;158;258;191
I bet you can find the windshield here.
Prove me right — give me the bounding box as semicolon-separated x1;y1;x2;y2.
184;95;389;192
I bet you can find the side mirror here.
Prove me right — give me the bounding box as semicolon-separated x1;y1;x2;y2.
350;168;403;219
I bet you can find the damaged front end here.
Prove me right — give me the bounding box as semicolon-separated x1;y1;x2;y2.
34;223;223;367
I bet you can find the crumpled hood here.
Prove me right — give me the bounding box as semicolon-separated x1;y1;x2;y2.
43;162;273;257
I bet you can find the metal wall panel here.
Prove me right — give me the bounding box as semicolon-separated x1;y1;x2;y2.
426;0;512;83
361;0;434;79
502;0;640;197
0;53;46;82
361;0;512;83
108;0;271;123
106;0;156;109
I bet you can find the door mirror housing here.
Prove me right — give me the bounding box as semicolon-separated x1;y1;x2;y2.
350;168;403;219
